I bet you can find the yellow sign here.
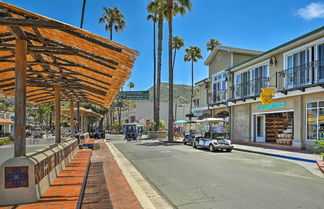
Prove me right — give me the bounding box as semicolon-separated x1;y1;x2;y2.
260;88;276;105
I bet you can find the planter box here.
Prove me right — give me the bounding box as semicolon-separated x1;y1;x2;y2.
148;131;167;139
316;160;324;174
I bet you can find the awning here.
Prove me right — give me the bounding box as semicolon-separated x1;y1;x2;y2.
0;2;139;108
0;118;14;124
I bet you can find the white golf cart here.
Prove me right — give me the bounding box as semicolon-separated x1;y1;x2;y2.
192;118;233;152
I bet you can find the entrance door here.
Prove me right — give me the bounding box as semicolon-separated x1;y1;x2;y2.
256;115;265;142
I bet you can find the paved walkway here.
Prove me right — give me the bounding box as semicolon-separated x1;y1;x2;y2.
1;150;91;209
232;143;323;178
81;140;142;209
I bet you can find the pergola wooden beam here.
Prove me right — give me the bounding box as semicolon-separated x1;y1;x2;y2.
14;39;27;157
26;31;119;65
0;15;122;52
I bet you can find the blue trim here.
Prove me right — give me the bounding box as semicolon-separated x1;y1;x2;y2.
234;148;317;163
260;152;317;163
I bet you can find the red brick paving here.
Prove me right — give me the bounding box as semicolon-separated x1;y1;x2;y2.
1;139;142;209
81;140;142;209
1;149;91;209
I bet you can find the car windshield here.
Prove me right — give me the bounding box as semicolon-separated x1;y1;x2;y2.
126;126;136;132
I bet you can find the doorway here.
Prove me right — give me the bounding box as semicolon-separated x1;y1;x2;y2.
255;115;265;142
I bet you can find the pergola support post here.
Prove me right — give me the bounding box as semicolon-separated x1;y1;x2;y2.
70;100;74;138
54;85;61;143
14;39;27;157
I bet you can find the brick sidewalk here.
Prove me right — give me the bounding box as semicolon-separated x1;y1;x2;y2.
1;150;91;209
81;140;142;209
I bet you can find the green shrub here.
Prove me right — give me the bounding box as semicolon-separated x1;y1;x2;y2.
148;122;166;131
0;137;13;145
315;138;324;161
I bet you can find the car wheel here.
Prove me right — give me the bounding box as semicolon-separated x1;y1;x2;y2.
183;141;187;145
209;144;215;152
226;148;232;152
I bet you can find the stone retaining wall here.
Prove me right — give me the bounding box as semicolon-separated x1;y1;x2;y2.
148;131;167;139
0;139;79;206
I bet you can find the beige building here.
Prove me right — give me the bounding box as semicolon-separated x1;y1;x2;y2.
193;46;262;119
193;26;324;150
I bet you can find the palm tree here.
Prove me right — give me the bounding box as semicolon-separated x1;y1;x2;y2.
207;38;221;52
147;0;166;131
172;36;184;70
128;81;135;91
146;13;157;131
99;7;126;40
167;0;191;142
184;46;202;116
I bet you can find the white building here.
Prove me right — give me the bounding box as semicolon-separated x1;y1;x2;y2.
121;100;190;127
0;111;14;136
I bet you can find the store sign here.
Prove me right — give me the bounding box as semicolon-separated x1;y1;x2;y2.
257;102;286;110
116;91;149;100
260;88;276;105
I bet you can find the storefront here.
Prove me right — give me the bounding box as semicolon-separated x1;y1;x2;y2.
253;111;294;145
306;101;324;141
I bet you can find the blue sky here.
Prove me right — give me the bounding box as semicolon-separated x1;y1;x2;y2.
3;0;324;91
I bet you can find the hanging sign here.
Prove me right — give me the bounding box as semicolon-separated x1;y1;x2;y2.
260;88;276;105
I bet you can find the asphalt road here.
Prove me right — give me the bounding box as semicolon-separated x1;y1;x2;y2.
0;137;55;165
110;135;324;209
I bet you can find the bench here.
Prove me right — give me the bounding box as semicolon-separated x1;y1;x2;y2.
0;139;82;206
0;149;92;209
82;138;95;150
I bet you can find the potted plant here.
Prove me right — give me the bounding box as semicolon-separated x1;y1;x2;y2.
315;137;324;173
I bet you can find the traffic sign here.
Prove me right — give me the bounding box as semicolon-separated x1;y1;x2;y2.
116;91;149;100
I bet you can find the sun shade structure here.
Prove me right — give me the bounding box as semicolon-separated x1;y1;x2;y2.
61;107;103;118
0;2;139;108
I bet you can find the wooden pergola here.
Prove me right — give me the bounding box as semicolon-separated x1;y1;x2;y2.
0;2;139;157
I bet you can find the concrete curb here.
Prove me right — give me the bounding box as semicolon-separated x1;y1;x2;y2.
105;141;172;209
233;147;317;163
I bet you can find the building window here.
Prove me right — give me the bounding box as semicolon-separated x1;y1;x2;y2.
212;71;227;103
306;101;324;140
234;64;269;99
282;40;324;90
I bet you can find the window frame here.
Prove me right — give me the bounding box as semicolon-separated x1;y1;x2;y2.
306;100;324;141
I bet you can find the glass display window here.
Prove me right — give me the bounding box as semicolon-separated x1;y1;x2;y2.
306;101;324;140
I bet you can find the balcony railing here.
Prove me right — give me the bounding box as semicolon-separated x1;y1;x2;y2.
276;59;324;91
210;89;227;104
233;77;270;100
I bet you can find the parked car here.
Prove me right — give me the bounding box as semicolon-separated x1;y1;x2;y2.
32;131;43;139
193;132;233;152
183;130;195;145
192;118;233;152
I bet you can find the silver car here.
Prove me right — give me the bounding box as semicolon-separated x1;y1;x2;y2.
192;132;233;152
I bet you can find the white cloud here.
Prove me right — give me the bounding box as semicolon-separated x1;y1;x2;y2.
297;2;324;20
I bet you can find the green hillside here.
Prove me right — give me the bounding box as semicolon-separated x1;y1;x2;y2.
147;83;191;104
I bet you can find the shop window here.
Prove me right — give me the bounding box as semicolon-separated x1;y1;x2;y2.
306;101;324;140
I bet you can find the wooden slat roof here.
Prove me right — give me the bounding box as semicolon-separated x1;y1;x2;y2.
0;2;139;108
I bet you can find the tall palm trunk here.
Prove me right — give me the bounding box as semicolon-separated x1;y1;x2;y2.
109;23;113;40
190;60;194;114
168;0;174;142
172;48;177;70
155;13;163;131
153;19;157;129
